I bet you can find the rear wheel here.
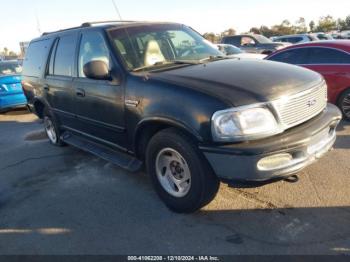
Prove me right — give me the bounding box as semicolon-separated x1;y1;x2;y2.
146;128;220;213
43;108;65;146
338;89;350;121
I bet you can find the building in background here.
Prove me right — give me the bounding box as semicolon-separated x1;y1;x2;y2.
19;42;30;58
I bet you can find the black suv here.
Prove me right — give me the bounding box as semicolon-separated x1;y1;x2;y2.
22;21;341;213
221;34;290;55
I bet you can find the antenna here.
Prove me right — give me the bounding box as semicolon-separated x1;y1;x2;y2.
35;13;42;34
111;0;123;21
34;0;42;34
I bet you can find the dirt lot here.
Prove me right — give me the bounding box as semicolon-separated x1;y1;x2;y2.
0;108;349;255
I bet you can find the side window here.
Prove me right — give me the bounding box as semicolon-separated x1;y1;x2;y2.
54;34;77;77
78;31;110;78
223;37;240;47
307;48;350;64
268;48;308;65
22;39;52;77
241;37;256;46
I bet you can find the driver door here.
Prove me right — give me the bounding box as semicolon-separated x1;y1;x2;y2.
72;30;127;148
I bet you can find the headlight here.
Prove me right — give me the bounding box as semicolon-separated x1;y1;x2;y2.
212;105;282;142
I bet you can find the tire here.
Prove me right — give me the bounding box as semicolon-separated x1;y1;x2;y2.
146;128;220;213
43;108;65;146
337;88;350;121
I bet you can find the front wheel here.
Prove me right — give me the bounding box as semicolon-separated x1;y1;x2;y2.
146;128;220;213
338;89;350;121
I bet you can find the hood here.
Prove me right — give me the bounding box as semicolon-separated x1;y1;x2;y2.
231;53;267;59
149;59;323;107
0;75;22;84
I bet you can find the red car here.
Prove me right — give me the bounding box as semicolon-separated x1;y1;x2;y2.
266;41;350;119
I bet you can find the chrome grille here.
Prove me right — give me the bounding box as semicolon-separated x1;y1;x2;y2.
273;82;328;129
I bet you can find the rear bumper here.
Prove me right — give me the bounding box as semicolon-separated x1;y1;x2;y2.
201;104;342;182
0;93;27;110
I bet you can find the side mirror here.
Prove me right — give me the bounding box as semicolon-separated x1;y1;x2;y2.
83;60;111;81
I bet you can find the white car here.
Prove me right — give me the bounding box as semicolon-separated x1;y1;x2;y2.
217;44;266;59
272;34;319;44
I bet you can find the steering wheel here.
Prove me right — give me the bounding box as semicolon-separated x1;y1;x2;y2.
178;47;197;57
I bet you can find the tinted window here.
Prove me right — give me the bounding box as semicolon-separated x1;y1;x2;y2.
268;48;308;64
307;48;350;64
22;39;52;77
78;31;110;77
288;37;303;44
0;62;22;76
223;37;240;46
54;34;77;76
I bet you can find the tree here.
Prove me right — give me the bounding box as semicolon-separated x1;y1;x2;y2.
249;27;261;34
316;15;337;32
3;47;8;56
223;28;236;36
295;17;307;33
309;21;315;32
259;26;275;37
203;32;218;43
345;15;350;30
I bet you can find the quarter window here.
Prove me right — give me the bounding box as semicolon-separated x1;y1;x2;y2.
22;39;52;77
307;48;350;64
78;31;110;78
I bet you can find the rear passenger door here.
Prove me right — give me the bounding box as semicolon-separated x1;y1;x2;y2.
72;30;126;148
45;33;79;129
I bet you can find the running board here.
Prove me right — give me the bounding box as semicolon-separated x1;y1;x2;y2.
61;132;142;172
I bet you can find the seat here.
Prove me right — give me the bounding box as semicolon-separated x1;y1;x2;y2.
144;40;165;66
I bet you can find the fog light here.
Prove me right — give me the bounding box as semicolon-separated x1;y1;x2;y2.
258;153;293;171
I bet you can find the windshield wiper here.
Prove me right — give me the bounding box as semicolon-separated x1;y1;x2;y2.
132;60;202;72
199;55;231;63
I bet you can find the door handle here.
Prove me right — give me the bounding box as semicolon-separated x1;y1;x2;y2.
43;84;50;91
76;88;85;97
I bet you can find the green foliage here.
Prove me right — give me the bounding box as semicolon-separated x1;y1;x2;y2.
204;14;350;43
315;15;337;32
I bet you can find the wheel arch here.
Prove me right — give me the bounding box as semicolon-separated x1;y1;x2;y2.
133;117;203;160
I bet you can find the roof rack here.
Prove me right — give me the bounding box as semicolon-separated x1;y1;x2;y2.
42;20;138;36
81;20;138;27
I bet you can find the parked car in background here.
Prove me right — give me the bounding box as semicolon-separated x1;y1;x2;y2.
313;32;333;40
266;41;350;119
0;60;27;112
341;31;350;39
217;44;266;59
22;21;341;213
272;34;319;44
221;34;290;55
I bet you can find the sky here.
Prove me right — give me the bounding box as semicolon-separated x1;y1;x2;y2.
1;0;349;52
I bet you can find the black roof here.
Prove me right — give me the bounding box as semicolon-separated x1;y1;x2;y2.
39;20;181;37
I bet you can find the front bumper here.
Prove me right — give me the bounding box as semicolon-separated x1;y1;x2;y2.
201;104;342;182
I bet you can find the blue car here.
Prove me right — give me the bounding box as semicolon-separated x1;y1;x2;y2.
0;61;27;111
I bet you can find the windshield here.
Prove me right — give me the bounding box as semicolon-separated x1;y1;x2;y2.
108;24;223;71
0;62;22;76
254;35;272;44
